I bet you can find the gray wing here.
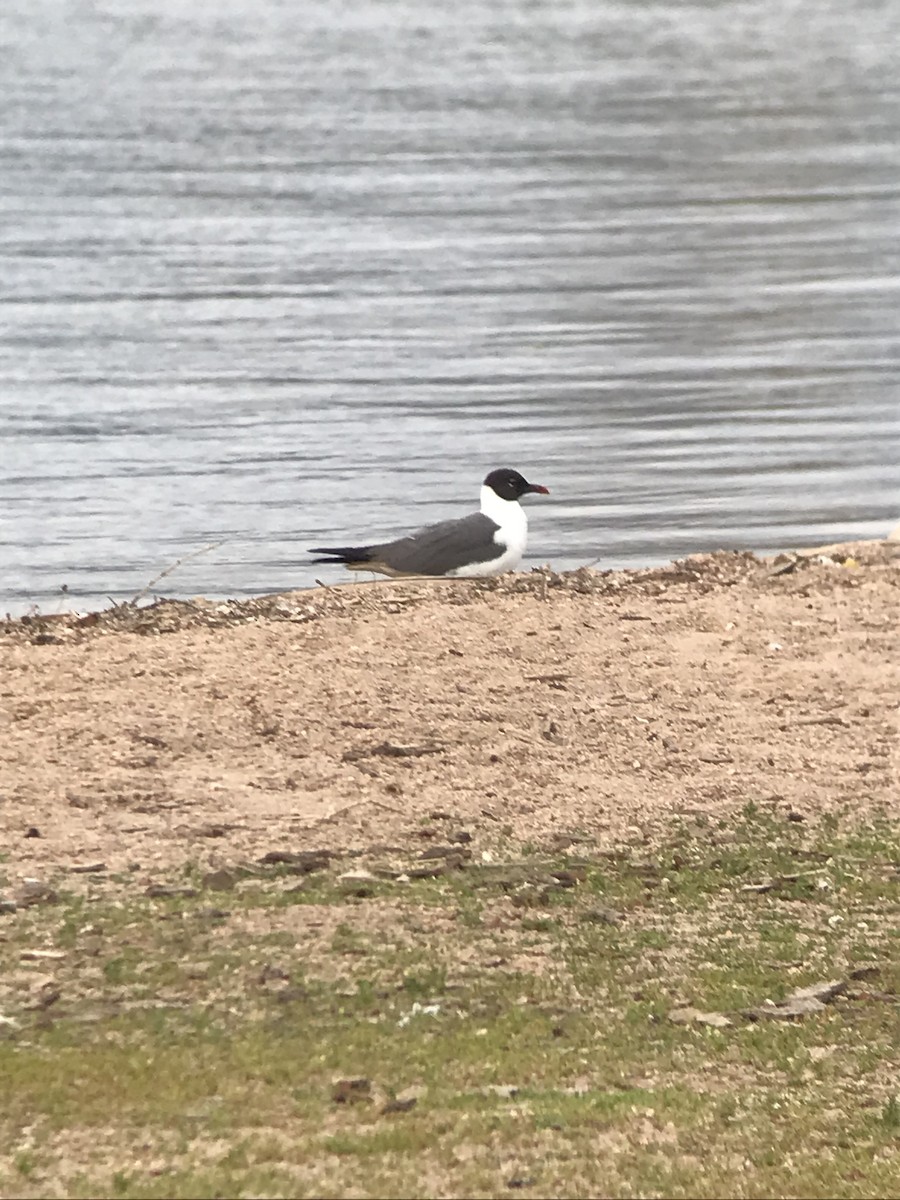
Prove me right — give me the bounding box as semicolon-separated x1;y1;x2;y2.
371;512;501;576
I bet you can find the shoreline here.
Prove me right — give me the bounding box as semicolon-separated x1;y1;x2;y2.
3;535;896;641
5;524;898;625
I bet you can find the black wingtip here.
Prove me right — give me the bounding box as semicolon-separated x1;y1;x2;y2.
308;546;374;565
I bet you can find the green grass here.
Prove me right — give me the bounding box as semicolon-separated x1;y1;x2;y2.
0;807;898;1198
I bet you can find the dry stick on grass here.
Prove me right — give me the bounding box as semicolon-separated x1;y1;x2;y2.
130;541;225;606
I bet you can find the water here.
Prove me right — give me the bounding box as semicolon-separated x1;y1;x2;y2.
1;0;898;617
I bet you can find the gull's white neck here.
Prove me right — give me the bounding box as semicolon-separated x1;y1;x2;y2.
480;484;526;533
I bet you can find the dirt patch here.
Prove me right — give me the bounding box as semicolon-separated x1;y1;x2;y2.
2;542;897;889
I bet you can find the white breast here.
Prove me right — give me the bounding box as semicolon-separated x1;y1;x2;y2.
447;485;528;578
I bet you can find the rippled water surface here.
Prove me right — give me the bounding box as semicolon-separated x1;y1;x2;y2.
2;0;898;614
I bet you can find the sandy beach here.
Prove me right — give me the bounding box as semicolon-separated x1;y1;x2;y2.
3;540;897;885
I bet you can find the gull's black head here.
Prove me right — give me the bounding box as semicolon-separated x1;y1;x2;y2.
483;468;550;502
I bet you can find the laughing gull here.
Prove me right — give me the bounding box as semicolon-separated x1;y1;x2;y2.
309;468;550;579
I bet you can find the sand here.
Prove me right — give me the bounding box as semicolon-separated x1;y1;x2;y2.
1;541;897;889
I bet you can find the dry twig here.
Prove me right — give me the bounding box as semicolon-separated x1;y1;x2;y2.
130;542;224;605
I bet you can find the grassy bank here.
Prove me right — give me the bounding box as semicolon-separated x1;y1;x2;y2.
1;803;898;1199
